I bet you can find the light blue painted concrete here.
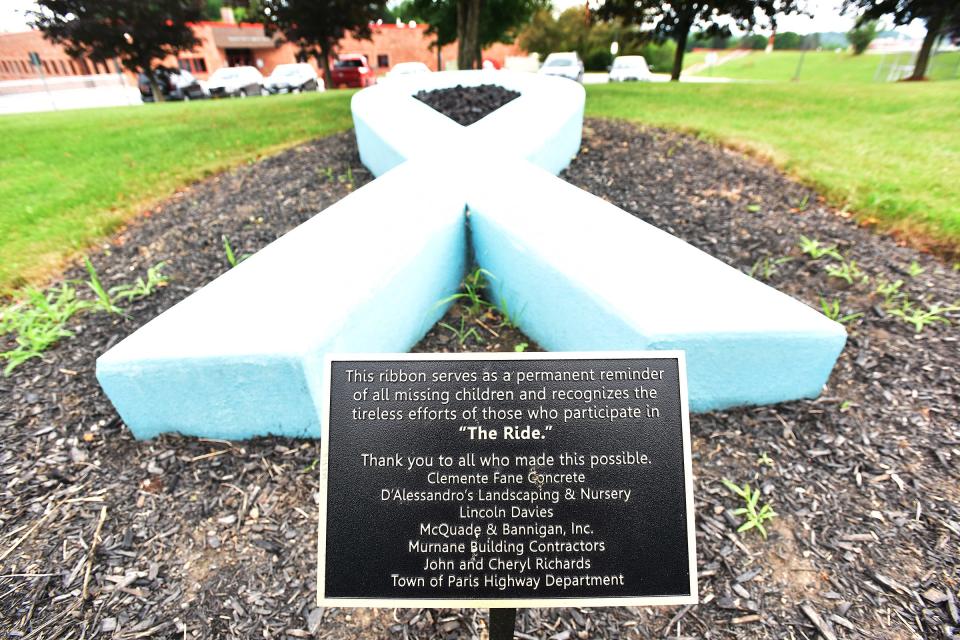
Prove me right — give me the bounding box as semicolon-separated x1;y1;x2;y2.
96;70;846;440
96;160;466;439
466;159;847;412
352;70;585;177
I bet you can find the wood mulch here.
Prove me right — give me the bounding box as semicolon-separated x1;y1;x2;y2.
1;118;958;639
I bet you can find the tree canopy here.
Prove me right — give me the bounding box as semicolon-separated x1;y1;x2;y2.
401;0;545;69
31;0;202;98
596;0;800;81
846;19;878;55
257;0;387;87
842;0;959;79
518;6;678;72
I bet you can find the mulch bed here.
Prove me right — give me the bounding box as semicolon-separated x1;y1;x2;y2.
1;118;958;640
414;84;521;126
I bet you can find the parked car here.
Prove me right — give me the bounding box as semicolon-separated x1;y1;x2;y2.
138;67;205;102
265;63;321;94
330;54;376;88
608;55;653;82
387;61;431;77
538;52;584;82
207;66;264;98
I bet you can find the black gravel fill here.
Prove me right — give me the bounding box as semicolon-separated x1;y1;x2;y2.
414;84;520;126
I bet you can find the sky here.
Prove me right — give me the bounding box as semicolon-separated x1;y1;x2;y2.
1;0;927;39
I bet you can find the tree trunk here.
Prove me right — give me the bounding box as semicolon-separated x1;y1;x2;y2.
670;15;692;82
457;0;468;69
319;43;333;89
909;9;944;81
457;0;482;70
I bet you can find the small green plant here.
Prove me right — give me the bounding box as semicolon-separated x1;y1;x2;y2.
825;259;867;285
496;294;524;330
756;452;774;467
840;400;852;411
439;317;482;346
888;299;960;333
722;478;777;539
746;204;762;213
111;262;168;302
438;268;494;317
905;260;925;278
222;235;250;268
819;297;864;324
514;342;528;353
796;195;810;212
338;166;354;187
874;278;904;306
322;166;334;181
798;235;841;261
0;284;89;375
83;257;123;315
748;256;792;280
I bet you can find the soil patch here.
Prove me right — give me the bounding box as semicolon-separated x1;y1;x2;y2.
1;120;958;639
414;84;520;126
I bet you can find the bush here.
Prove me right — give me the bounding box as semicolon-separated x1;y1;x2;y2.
584;48;613;71
634;40;676;72
848;21;878;55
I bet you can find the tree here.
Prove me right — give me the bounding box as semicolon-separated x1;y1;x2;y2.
842;0;960;80
30;0;202;102
739;33;769;49
846;20;877;54
518;8;678;72
411;0;545;70
773;31;803;49
257;0;387;89
597;0;801;81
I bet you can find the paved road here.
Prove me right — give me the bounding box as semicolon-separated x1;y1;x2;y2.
583;72;735;84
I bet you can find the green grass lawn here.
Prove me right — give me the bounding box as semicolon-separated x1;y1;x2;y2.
0;91;354;293
693;49;960;83
586;81;960;252
4;70;959;293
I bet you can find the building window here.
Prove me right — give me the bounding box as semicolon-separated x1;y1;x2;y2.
179;58;190;71
192;58;207;73
78;58;90;75
377;54;389;68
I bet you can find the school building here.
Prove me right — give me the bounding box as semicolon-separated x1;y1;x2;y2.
0;12;522;85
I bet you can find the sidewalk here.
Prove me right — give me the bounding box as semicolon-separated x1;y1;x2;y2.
0;74;142;115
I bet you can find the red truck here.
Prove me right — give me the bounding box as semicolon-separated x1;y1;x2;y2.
330;54;376;88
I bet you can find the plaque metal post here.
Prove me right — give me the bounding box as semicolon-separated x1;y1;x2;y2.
489;608;517;640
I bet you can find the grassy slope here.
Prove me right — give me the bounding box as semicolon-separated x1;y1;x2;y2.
698;49;960;83
0;91;354;293
586;81;960;252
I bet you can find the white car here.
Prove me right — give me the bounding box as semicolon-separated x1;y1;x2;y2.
388;61;431;77
265;63;321;94
207;65;264;98
538;52;584;82
608;55;652;82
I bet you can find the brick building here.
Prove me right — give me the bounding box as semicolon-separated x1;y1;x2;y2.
0;16;523;84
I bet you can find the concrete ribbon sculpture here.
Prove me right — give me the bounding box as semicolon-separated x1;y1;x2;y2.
97;71;846;440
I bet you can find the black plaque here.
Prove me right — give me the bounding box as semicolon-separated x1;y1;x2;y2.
317;352;696;607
